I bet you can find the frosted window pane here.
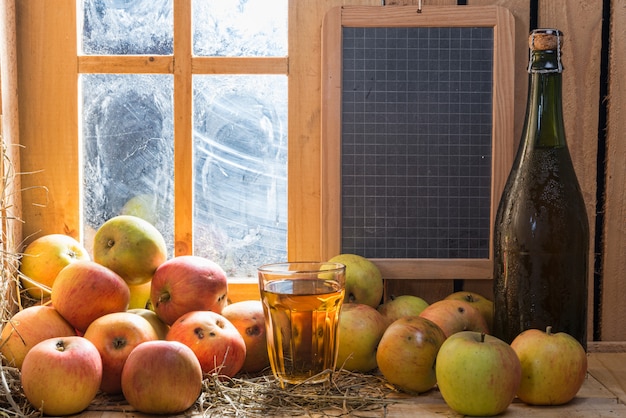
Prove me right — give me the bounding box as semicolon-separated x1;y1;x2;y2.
193;0;287;57
193;75;287;277
81;0;173;55
82;74;175;254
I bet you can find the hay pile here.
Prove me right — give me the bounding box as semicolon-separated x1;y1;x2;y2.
83;369;402;417
1;362;402;417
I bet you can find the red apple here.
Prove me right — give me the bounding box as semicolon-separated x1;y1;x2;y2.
20;336;102;416
166;310;246;377
151;255;229;325
121;340;203;415
93;215;167;286
51;260;130;332
83;311;159;394
436;331;521;416
221;300;270;374
127;308;170;339
511;326;587;405
376;316;446;393
377;294;430;327
336;303;388;373
419;299;489;338
328;254;383;307
444;291;494;332
0;305;76;369
19;233;90;299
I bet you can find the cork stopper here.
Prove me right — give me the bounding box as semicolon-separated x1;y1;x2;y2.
529;29;563;51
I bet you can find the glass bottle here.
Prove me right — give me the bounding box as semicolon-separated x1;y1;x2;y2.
492;29;589;350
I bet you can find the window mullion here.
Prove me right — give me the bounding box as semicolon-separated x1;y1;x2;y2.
173;0;194;256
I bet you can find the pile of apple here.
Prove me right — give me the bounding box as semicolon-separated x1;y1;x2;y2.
1;218;588;417
2;215;269;416
329;253;588;417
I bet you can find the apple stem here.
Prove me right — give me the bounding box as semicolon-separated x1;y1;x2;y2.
480;332;486;343
546;326;552;335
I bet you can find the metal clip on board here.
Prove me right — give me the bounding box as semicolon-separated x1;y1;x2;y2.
381;0;424;13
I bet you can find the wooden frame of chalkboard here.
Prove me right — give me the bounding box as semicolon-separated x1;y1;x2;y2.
321;5;515;280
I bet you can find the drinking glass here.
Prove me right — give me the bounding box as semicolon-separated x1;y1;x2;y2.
258;262;346;388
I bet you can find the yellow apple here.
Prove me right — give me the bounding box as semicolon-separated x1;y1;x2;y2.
511;326;587;405
127;308;170;340
93;215;167;286
436;331;521;416
128;281;152;310
377;294;429;327
328;254;383;308
376;316;446;393
336;303;388;373
19;234;90;299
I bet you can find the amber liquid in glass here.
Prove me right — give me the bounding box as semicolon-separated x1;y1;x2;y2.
261;278;344;387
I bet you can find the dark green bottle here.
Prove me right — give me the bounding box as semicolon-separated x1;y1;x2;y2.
492;29;589;350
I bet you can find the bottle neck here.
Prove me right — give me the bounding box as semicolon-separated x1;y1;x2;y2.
523;51;566;149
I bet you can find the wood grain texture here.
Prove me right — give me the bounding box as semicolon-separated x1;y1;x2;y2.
172;0;194;256
16;0;81;241
538;0;603;342
1;0;21;318
601;0;626;341
288;0;382;262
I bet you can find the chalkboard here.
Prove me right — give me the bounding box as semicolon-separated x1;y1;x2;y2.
321;5;515;280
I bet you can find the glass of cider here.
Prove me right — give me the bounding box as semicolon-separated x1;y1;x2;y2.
258;262;346;388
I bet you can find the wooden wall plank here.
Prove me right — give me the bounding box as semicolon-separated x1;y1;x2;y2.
288;0;382;263
16;0;80;242
538;0;603;342
601;0;626;341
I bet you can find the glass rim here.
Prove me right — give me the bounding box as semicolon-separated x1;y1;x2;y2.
258;261;345;275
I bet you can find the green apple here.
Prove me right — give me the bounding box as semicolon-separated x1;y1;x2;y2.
376;316;446;394
93;215;167;286
19;234;90;299
120;193;160;226
336;303;387;373
436;331;521;416
328;254;383;308
511;326;587;405
444;291;494;332
377;294;429;326
419;299;489;338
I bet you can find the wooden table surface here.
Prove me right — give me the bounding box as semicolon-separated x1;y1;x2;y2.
75;344;626;417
